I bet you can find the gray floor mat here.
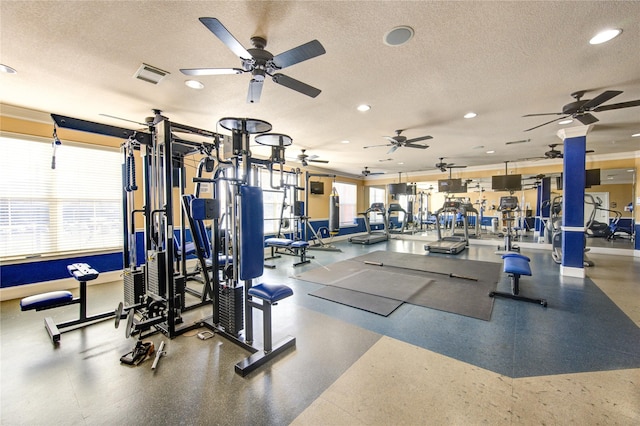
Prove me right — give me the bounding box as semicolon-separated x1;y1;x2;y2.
295;250;501;320
309;286;403;316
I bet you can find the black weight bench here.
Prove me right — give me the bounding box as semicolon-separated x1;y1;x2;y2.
489;253;547;307
20;263;116;343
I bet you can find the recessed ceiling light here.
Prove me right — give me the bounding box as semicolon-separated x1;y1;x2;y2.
486;150;495;154
357;104;371;112
464;112;477;119
0;64;17;74
398;162;404;165
558;119;573;125
383;26;414;46
627;169;635;172
589;28;622;45
185;79;204;89
632;133;640;137
341;140;350;144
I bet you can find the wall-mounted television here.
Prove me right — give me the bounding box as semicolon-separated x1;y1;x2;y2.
437;178;466;193
555;169;601;189
491;174;522;191
585;168;601;188
388;182;408;195
309;181;324;195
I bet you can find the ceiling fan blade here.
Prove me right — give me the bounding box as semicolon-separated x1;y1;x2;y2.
180;67;244;76
522;112;564;117
383;136;398;143
247;79;264;103
363;143;392;149
199;17;252;59
272;73;321;98
272;39;326;69
524;116;570;132
406;135;433;143
575;113;599;125
450;165;467;169
404;143;429;149
387;145;399;154
581;90;622;110
308;159;329;164
593;99;640;112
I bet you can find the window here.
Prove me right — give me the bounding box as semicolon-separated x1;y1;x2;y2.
332;182;357;226
0;135;123;259
257;168;294;235
369;186;386;223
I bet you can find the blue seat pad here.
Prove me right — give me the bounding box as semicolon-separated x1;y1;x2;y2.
265;238;294;247
20;291;74;311
248;283;293;304
290;241;309;248
502;254;532;276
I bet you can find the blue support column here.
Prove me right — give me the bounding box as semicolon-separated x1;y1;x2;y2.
535;177;551;242
557;126;592;278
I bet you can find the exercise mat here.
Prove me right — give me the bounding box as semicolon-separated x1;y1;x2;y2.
308;286;403;316
295;250;501;320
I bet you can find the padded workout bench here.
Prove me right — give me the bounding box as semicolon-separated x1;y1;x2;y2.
489;254;547;307
20;263;116;343
264;237;311;267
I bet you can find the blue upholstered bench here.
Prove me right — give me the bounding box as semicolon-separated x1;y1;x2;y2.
489;253;547;307
20;263;116;343
264;238;311;267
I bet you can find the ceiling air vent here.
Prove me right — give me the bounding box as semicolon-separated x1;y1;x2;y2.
134;63;170;84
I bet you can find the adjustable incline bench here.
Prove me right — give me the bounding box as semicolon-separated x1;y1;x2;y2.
264;237;311;267
489;253;547;307
20;263;116;343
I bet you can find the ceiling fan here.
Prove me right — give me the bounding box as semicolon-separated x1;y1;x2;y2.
361;166;384;176
523;89;640;132
363;129;432;154
297;149;328;167
434;157;467;173
180;17;326;103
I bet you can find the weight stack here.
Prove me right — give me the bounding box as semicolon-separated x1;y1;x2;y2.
147;251;166;298
123;269;145;306
218;286;244;337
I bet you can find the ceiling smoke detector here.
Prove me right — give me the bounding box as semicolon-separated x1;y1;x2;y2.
134;63;170;85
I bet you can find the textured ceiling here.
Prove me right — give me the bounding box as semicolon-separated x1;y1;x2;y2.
1;1;639;178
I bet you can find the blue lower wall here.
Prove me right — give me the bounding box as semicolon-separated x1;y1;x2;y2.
1;253;123;288
1;219;369;288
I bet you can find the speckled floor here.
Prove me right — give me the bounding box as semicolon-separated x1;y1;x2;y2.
1;238;638;425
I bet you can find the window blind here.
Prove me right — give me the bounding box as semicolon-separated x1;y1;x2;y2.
333;182;357;226
0;135;123;259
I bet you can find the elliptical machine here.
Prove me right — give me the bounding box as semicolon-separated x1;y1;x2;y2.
549;195;594;267
496;195;520;253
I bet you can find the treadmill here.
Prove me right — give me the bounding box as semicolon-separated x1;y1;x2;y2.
349;202;389;245
425;200;468;254
387;203;410;234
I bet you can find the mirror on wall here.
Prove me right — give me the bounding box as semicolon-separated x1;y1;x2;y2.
407;167;635;249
